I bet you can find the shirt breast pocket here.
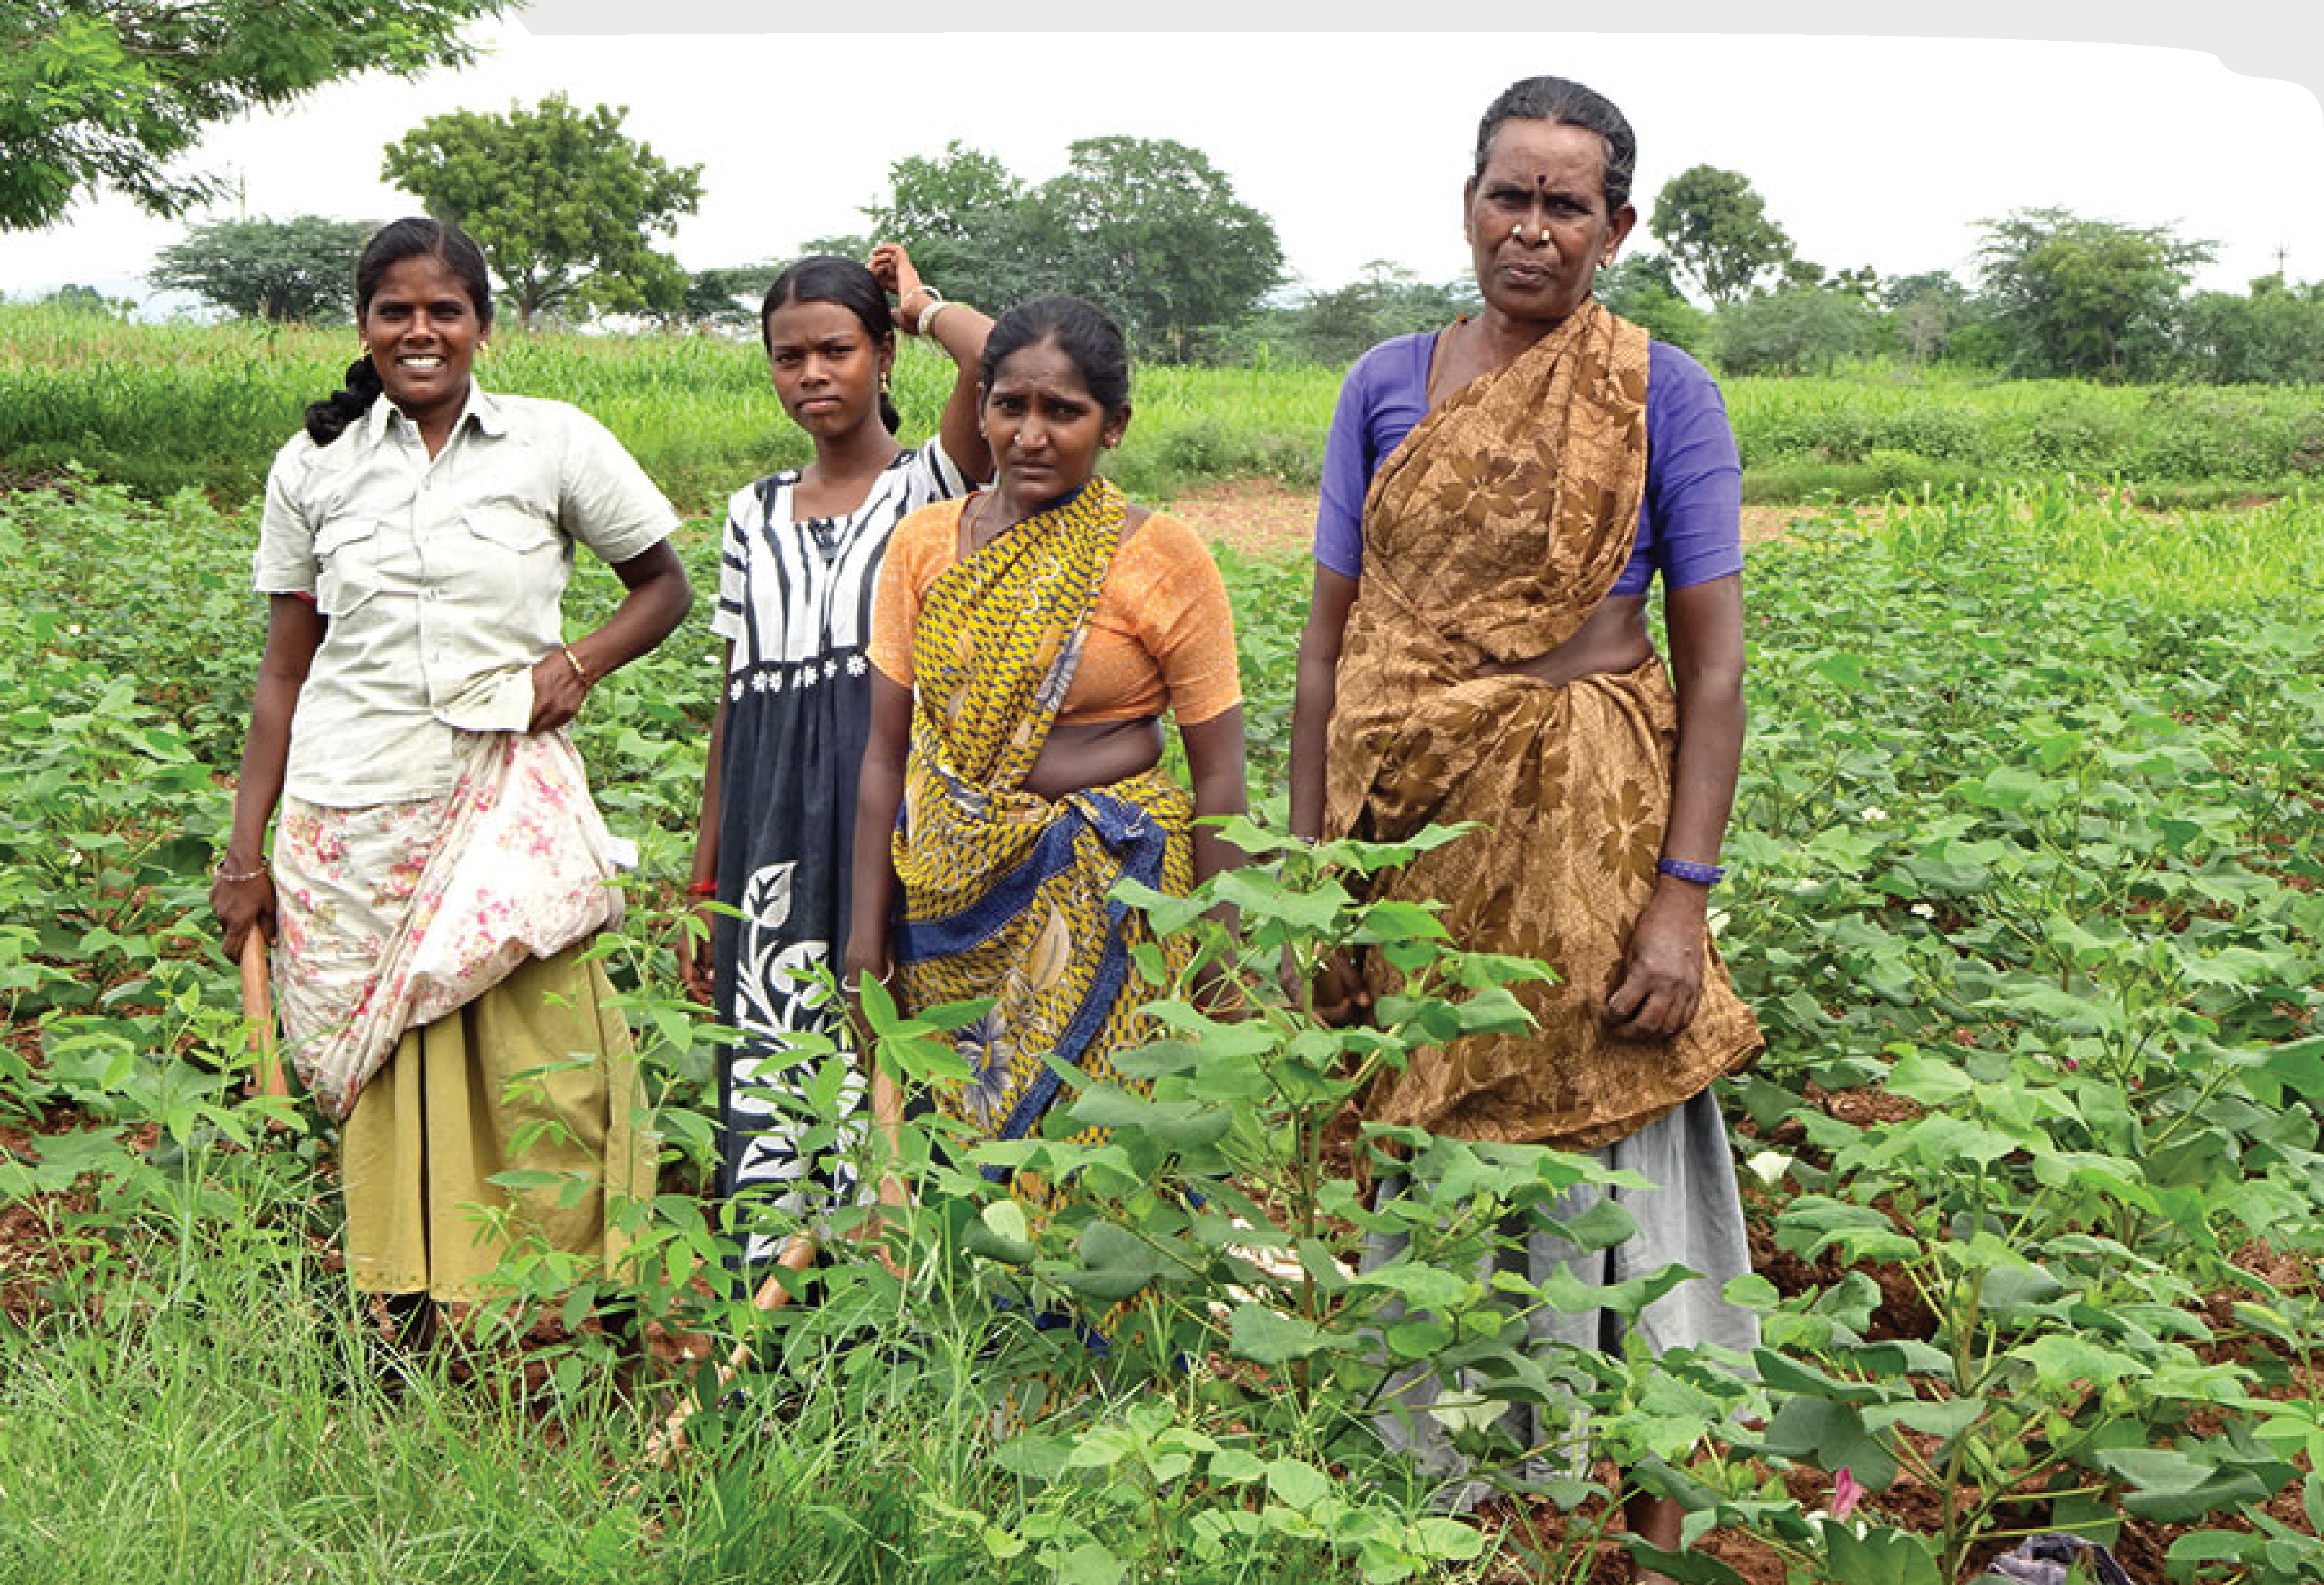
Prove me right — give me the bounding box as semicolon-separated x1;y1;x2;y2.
312;519;382;617
457;498;569;593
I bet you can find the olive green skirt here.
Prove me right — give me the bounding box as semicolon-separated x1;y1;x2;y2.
339;943;654;1301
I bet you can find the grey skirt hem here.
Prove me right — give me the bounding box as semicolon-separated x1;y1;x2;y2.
1362;1085;1760;1513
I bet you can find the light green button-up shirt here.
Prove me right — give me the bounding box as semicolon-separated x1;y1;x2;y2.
253;385;678;807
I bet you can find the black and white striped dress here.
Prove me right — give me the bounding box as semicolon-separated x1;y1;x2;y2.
709;437;969;1264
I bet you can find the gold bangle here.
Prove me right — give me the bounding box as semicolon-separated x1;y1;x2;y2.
561;645;593;687
212;856;269;884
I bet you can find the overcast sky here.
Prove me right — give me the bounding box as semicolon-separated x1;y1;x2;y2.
3;5;2319;311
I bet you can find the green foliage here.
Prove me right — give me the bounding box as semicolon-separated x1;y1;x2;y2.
10;307;2324;514
1713;286;1880;376
860;140;1041;308
148;213;377;322
382;93;705;328
2;477;2323;1579
1975;207;2216;381
1599;253;1712;357
0;0;508;231
1267;262;1478;366
1648;165;1795;305
670;263;779;332
861;136;1283;364
2179;274;2324;385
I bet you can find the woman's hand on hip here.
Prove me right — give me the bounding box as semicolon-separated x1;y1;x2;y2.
1604;883;1708;1040
212;872;277;963
527;650;589;733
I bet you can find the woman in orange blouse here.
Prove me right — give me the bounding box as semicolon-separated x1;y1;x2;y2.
844;298;1244;1341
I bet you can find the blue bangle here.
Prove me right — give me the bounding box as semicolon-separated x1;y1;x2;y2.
1656;856;1725;887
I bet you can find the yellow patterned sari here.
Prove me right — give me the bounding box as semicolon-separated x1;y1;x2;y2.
1326;303;1761;1151
892;476;1194;1171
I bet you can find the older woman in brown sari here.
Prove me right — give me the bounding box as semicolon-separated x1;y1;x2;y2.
1288;77;1762;1561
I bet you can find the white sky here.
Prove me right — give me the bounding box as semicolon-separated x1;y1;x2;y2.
2;7;2320;311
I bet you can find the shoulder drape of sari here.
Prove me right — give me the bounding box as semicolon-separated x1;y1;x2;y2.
891;478;1195;1146
272;727;628;1121
1325;303;1761;1151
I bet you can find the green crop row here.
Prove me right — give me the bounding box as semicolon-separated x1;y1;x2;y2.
0;477;2318;1583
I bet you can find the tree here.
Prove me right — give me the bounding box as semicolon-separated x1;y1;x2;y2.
381;95;702;328
1030;136;1283;362
1647;166;1794;305
661;264;780;333
148;215;375;321
859;136;1284;363
2178;275;2324;385
1596;252;1710;357
860;142;1036;306
38;283;126;315
1277;262;1476;365
1882;271;1974;364
1974;207;2214;380
1;0;507;231
1712;286;1878;376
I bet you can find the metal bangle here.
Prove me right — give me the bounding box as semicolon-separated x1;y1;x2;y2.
213;856;269;884
915;295;951;338
561;644;593;687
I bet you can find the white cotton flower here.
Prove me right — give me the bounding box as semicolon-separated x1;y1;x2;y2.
1745;1150;1794;1186
65;623;83;636
1910;902;1936;919
1862;805;1888;823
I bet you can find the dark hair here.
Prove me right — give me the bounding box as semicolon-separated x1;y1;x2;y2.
304;217;494;445
1473;76;1637;213
979;295;1131;421
761;255;901;434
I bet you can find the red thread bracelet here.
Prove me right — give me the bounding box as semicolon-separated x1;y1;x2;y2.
686;879;718;898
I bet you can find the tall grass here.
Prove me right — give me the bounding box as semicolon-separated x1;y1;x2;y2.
10;305;2323;512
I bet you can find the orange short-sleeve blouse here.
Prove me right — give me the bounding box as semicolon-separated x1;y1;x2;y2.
868;498;1242;727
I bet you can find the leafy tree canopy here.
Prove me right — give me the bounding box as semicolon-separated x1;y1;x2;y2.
1713;285;1878;376
149;213;375;322
1597;252;1711;358
1647;165;1794;306
860;136;1283;363
1033;135;1283;363
669;263;779;332
2178;274;2324;385
1273;262;1476;366
1975;207;2214;380
1;0;507;231
381;94;703;328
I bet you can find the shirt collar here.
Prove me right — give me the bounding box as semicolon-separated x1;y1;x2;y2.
363;380;506;446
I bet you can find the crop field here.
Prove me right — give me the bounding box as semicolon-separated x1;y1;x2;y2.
7;303;2324;514
0;452;2316;1583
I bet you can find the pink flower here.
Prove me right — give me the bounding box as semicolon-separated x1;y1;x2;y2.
1831;1468;1864;1522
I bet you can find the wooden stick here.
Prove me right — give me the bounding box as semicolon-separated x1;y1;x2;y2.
639;1233;819;1468
238;932;288;1100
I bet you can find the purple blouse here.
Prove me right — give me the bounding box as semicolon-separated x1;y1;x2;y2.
1314;332;1744;596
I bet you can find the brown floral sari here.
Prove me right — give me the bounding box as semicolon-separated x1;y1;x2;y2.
1326;302;1761;1151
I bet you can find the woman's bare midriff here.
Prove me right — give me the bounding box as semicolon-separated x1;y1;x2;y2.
1023;715;1165;800
1474;592;1655;686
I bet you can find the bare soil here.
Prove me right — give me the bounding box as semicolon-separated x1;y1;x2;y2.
1162;478;1804;562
